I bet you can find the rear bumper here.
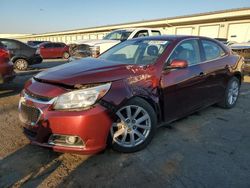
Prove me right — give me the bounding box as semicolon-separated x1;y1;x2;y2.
28;55;43;65
0;61;16;84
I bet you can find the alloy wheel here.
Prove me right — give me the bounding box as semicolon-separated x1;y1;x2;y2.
227;80;239;105
111;105;151;148
15;59;27;70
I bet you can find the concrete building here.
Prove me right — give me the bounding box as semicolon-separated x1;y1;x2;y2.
8;7;250;43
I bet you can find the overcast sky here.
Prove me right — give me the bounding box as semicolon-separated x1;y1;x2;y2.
0;0;250;34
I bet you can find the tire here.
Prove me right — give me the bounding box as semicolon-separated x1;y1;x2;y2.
217;77;240;109
63;52;70;59
109;97;157;153
14;59;28;71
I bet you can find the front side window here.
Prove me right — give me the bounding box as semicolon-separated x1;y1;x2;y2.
201;40;226;61
103;30;132;41
99;39;171;65
168;39;201;66
133;30;149;38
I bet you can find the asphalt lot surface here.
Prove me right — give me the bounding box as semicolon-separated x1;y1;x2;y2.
0;59;250;188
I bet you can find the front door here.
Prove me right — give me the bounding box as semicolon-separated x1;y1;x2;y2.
160;39;207;122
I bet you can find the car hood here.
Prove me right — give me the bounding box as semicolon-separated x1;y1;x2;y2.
74;39;120;46
34;57;146;86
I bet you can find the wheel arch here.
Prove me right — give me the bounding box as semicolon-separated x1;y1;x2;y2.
11;55;29;63
233;71;242;85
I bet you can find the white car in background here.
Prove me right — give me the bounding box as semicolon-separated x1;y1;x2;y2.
69;28;162;59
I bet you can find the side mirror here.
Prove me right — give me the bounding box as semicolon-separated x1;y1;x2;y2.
169;59;188;69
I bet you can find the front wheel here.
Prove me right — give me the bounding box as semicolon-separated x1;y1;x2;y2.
218;77;240;109
109;98;157;153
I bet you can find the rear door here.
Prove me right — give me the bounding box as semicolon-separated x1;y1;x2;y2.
199;39;229;103
160;39;207;122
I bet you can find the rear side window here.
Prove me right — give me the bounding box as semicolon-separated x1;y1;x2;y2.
201;40;226;61
44;43;54;48
152;30;161;36
54;43;63;48
1;40;20;49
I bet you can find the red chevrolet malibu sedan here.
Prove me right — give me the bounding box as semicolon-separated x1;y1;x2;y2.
19;36;244;154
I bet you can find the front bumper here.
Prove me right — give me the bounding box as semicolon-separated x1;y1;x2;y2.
19;92;112;155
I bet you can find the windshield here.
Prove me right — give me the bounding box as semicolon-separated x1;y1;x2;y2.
103;30;132;41
99;39;171;65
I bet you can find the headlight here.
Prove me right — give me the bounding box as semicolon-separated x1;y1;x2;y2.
53;83;111;110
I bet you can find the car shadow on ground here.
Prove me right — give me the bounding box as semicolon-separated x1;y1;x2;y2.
0;75;32;99
0;83;23;98
0;145;60;187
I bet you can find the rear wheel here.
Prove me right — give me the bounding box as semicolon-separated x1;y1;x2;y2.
14;59;28;71
218;77;240;109
110;98;157;153
63;52;70;59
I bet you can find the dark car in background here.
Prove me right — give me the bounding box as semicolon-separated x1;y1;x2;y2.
0;42;15;83
27;40;50;47
0;38;42;70
19;35;244;154
38;42;70;59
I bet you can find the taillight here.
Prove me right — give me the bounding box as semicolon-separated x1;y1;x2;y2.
0;48;10;60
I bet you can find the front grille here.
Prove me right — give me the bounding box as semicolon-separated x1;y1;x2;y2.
19;102;41;125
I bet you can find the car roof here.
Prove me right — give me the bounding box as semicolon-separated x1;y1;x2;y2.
130;35;223;42
0;38;20;42
129;35;195;41
113;27;161;32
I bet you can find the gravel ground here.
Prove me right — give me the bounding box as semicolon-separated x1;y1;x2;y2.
0;60;250;188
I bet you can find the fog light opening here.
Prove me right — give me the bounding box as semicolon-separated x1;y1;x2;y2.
48;134;85;148
65;136;78;145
